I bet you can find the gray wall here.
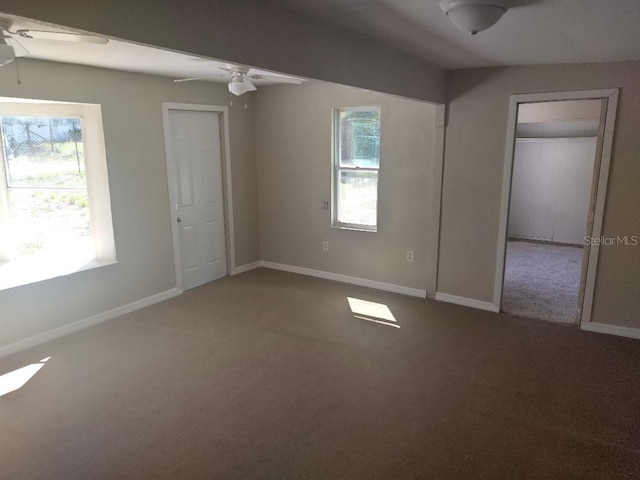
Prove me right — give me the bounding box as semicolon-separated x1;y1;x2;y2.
0;59;258;347
255;81;438;291
438;61;640;328
229;95;259;267
0;1;444;103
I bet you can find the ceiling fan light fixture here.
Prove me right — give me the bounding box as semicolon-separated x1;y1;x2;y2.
228;74;248;96
440;0;508;35
242;77;257;92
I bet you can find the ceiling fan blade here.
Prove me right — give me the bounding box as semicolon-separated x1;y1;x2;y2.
16;29;109;45
249;74;302;85
6;36;29;57
173;77;209;83
242;77;257;92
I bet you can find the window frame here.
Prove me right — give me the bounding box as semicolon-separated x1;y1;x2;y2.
331;105;381;232
0;98;116;290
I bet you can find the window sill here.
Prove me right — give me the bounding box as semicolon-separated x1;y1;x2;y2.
0;250;117;292
332;224;378;233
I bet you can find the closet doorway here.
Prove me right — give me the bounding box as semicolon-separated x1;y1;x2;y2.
495;90;619;325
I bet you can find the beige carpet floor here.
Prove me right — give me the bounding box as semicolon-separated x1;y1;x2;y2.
503;241;583;323
1;268;639;479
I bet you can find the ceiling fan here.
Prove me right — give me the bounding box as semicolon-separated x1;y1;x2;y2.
0;17;108;67
174;64;302;96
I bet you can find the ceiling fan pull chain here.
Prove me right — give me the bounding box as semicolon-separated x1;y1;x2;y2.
14;56;21;85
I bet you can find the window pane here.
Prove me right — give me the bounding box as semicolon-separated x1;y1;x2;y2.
339;109;380;168
1;116;86;188
337;170;378;227
7;189;91;257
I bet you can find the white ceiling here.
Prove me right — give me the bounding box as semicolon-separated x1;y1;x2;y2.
275;0;640;68
2;17;304;85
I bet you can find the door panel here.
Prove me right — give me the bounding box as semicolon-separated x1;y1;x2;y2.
168;109;227;290
181;225;198;270
177;152;194;207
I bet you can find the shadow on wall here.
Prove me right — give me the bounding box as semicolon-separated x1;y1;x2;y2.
444;67;510;102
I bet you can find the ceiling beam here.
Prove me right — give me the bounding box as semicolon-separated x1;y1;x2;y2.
0;0;445;103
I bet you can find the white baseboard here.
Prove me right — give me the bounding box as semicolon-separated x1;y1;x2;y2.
435;292;500;313
580;321;640;340
0;287;183;360
259;261;427;298
230;261;260;276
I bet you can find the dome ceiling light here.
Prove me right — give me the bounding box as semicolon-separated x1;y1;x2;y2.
440;0;510;35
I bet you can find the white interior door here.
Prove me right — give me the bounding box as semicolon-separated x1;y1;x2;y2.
168;109;227;290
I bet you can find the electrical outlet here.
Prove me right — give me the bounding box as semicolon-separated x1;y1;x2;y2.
406;250;414;262
322;201;330;210
323;240;329;251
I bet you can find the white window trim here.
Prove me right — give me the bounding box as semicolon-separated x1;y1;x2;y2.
331;105;381;232
0;98;116;291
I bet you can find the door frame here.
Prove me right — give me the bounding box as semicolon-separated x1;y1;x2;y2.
494;89;619;326
161;102;235;291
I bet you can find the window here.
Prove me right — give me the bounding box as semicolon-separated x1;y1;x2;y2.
333;106;380;231
1;116;90;257
0;99;115;290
